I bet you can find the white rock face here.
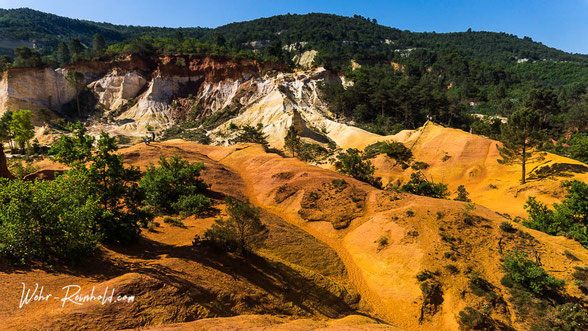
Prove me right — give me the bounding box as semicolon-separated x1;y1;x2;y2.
0;62;380;150
0;67;78;124
292;50;318;69
89;71;147;110
97;66;378;148
115;75;194;133
211;68;378;149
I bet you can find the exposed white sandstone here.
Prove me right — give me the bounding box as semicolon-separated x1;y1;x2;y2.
0;62;380;150
89;71;147;111
0;67;77;124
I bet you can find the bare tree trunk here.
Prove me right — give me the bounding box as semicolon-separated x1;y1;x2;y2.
77;96;81;118
521;143;527;184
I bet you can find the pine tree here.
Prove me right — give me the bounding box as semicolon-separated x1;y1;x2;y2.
204;197;268;256
454;185;471;202
65;70;86;117
498;107;545;184
69;38;84;60
284;125;300;157
92;33;106;58
56;41;71;66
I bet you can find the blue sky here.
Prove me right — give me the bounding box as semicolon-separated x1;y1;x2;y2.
1;0;587;54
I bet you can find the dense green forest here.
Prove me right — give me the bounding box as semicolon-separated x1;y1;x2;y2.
2;9;586;62
0;8;208;55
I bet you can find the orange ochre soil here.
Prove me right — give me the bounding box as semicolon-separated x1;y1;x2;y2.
1;126;587;330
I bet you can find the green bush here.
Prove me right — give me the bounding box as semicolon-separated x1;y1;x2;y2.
231;123;269;149
0;170;101;264
454;185;471;202
331;178;348;189
162;216;186;228
568;132;588;163
444;264;459;274
335;148;382;188
550;303;588;331
50;125;151;243
203;197;268;256
499;221;516;233
161;127;211;144
363;141;412;166
416;270;439;281
141;155;210;215
378;236;389;248
523;180;588;248
501;250;564;295
400;172;449;199
172;194;211;217
7;158;39;179
469;275;492;296
459;307;494;330
411;161;429;170
296;142;330;162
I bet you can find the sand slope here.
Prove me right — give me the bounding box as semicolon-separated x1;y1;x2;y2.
159;140;587;330
343;122;588;218
1;140;586;330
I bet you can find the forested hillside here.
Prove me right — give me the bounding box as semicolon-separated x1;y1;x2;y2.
0;8;586;162
0;8;208;54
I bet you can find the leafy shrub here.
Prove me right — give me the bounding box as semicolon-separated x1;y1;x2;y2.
7;158;39;179
161;127;211;144
146;220;159;232
203;197;268;256
162;216;186;228
378;236;389;249
50;124;151;243
444;264;459;274
0;170;101;264
501;250;565;295
469;275;493;296
363;141;412;166
454;184;471;202
416;270;439;282
296;142;330;162
331;178;348;189
499;221;516;233
141;155;210;215
568;132;588;163
231;123;269;149
335;148;382;188
400;172;449;199
459;307;494;330
550;303;588;331
411;161;430;170
202;106;240;130
523;180;588;248
571;267;588;295
172;194;211;217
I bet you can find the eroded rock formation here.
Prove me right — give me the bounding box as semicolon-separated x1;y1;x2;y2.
0;145;13;179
